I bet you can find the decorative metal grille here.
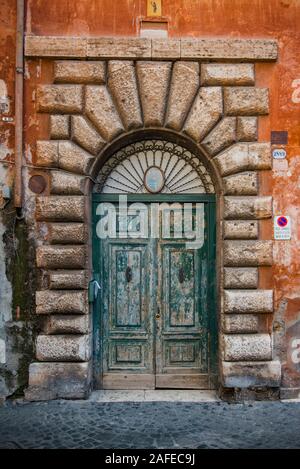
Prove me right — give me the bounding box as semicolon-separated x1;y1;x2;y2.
94;140;215;194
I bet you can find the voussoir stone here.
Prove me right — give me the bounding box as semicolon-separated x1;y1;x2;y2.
36;290;88;315
36;141;58;167
237;116;257;141
224;289;273;313
137;61;172;127
184;87;223;142
108;61;142;130
201;117;236;156
224;87;269;115
85;85;124;141
71;116;105;155
165;62;200;131
44;315;90;335
223;333;272;361
50;171;86;195
224;240;273;266
36;246;87;269
224;196;272;219
36;334;90;362
36;196;85;222
48;223;87;244
223;172;258;196
54;61;106;84
223;220;258;239
50;115;70;140
221;360;281;388
37;85;83;113
201;64;254;86
223;314;259;334
224;267;258;289
214;143;271;176
49;270;89;290
58;141;94;175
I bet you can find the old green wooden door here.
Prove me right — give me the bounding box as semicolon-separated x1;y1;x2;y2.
92;194;216;390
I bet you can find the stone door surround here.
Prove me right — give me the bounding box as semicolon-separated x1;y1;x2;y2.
24;36;281;400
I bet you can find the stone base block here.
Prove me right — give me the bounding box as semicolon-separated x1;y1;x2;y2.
25;362;91;401
221;360;281;388
280;387;300;400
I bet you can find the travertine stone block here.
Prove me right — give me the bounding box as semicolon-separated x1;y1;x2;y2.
201;117;236;156
224;240;273;266
71;116;105;155
85;85;124;141
36;196;85;222
223;220;258;239
224;87;269;115
201;64;255;86
36;246;87;269
223;172;258;196
165;62;200;131
49;270;88;290
223;314;259;334
214;143;271;176
152;39;181;59
237;116;257;141
224;196;272;219
87;37;151;59
137;61;172;127
36;334;90;361
54;61;106;84
108;61;143;130
184;87;223;141
25;36;88;58
44;315;90;335
48;223;87;244
224;267;258;289
223;334;272;361
224;290;273;313
58;141;94;175
50;171;86;195
36;141;58;167
50;115;70;140
221;360;281;388
36;290;88;315
37;85;83;113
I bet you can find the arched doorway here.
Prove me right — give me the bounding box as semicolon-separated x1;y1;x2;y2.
92;138;217;389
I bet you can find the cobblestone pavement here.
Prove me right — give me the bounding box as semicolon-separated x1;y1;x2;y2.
0;399;300;449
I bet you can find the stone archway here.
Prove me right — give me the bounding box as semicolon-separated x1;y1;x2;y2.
25;53;280;400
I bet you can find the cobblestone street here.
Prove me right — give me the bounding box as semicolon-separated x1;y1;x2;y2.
0;397;300;449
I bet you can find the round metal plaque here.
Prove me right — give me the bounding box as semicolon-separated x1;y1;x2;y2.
144;166;165;193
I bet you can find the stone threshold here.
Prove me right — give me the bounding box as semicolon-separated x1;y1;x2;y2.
88;390;219;402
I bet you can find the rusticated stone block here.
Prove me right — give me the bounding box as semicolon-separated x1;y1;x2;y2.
137;61;172;127
49;270;88;290
224;267;258;289
224;196;272;219
25;362;91;401
54;61;106;84
223;172;258;196
50;115;70;140
223;314;259;334
25;36;88;58
37;85;83;113
44;315;90;335
48;223;87;244
58;141;94;175
50;171;86;195
223;334;272;361
201;117;236;156
221;360;281;388
152;39;181;59
201;64;254;86
223;220;258;239
36;334;90;361
87;37;151;59
224;87;269;116
224;290;273;313
85;85;124;141
237;117;257;141
165;62;200;131
224;240;273;266
184;87;223;142
214;143;271;176
71;116;105;155
36;290;88;315
36;196;85;222
108;61;142;130
36;246;86;269
36;141;58;167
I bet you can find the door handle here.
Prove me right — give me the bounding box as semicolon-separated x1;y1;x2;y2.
178;267;185;284
125;266;133;283
156;306;160;319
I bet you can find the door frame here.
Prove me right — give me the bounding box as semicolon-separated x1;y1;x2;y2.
92;193;217;389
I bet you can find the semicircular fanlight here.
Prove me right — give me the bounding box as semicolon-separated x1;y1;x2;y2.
94;140;215;194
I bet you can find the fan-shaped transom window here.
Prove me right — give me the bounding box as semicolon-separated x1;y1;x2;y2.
94;140;215;194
